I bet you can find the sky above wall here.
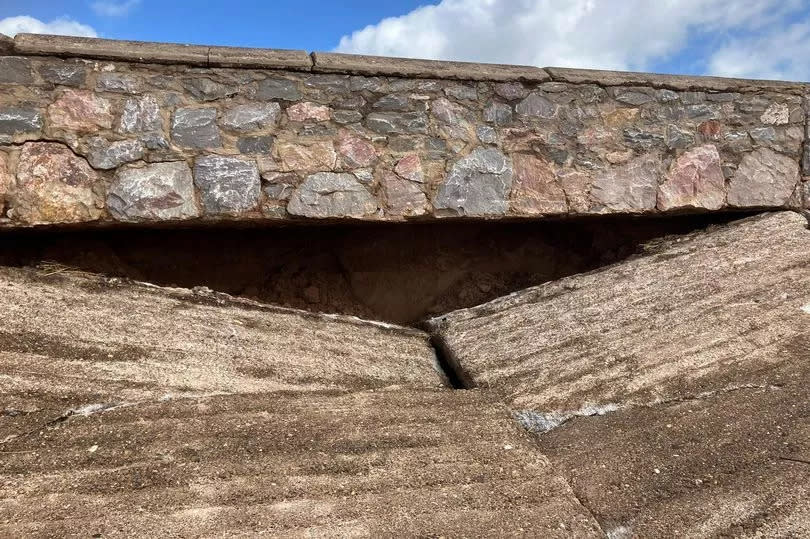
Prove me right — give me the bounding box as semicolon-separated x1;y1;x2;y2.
1;0;809;81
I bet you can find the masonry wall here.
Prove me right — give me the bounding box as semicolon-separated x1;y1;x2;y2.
0;34;808;227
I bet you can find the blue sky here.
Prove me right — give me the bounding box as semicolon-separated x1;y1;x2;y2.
2;0;810;81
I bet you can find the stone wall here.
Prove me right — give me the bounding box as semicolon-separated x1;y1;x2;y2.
0;33;808;227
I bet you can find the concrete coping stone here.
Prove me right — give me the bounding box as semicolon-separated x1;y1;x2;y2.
5;33;808;90
12;33;312;71
0;33;12;54
545;66;807;93
311;51;551;82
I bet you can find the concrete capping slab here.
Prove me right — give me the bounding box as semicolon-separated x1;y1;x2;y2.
5;34;808;90
14;34;211;66
12;34;311;71
545;66;807;93
312;51;551;82
0;33;12;54
208;45;311;70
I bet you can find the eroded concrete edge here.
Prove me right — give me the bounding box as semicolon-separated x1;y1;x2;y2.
4;33;810;91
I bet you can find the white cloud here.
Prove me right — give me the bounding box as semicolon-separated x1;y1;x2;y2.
335;0;809;80
90;0;142;17
708;21;810;81
0;15;97;38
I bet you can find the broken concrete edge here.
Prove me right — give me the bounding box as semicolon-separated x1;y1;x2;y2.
0;32;12;54
24;265;429;338
423;211;810;328
3;33;807;90
10;33;313;72
545;66;807;94
310;51;550;82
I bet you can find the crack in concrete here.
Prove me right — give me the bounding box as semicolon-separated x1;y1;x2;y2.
0;392;232;447
514;383;783;435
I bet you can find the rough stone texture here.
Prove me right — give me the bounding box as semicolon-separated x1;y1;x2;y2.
590;154;660;212
9;142;103;224
427;212;810;410
0;33;12;54
86;137;145;169
394;153;424;182
108;162;199;222
118;96;161;134
0;151;10;213
0;57;33;84
657;144;725;211
220;102;280;131
337;133;377;168
434;148;513;216
366;112;427;135
38;62;86;87
277;140;336;172
47;89;113;132
193;155;261;214
288;172;377;218
0;107;43;135
511;153;567;214
727;147;800;207
382;172;428;216
96;72;141;94
171;107;221;149
0;36;806;226
255;77;301;101
287;101;331;122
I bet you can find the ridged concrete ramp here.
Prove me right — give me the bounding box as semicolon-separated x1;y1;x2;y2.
0;266;601;538
428;211;810;536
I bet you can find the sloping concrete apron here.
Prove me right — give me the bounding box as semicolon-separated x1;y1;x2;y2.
428;211;810;536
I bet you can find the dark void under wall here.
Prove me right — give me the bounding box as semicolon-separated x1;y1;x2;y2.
0;213;750;324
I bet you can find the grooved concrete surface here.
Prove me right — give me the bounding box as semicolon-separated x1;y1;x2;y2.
539;382;810;538
2;212;810;536
428;211;810;410
0;266;441;424
426;210;810;535
0;266;602;537
0;389;602;538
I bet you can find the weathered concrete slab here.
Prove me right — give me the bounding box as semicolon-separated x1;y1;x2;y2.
312;51;550;81
545;66;805;93
0;388;603;537
208;45;311;70
14;34;211;66
426;211;810;410
0;265;442;431
0;33;12;54
536;382;810;537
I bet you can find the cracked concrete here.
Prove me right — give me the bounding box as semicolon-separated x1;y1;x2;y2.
427;211;810;411
1;212;809;536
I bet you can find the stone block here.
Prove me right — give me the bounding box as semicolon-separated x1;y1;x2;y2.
171;107;221;149
287;172;377;218
193;155;261;214
0;107;42;135
9;142;102;224
434;147;513;216
108;161;199;221
47;89;113;132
